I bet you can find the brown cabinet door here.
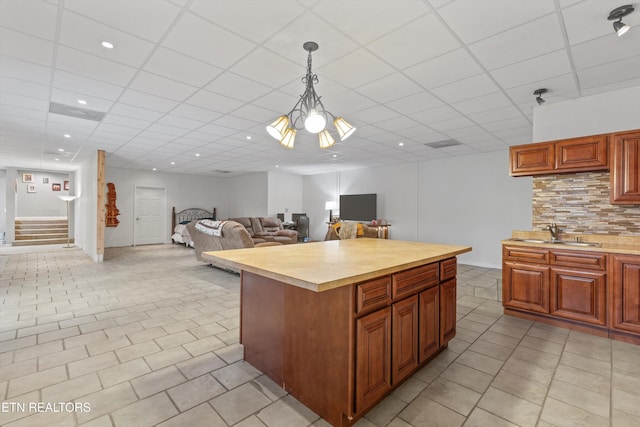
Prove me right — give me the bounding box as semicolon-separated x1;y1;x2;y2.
550;267;606;325
611;131;640;204
392;295;419;384
355;307;391;412
510;142;554;176
419;286;439;362
555;135;608;172
503;262;550;313
612;255;640;334
439;278;456;346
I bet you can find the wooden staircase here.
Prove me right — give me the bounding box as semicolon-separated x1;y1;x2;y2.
13;218;72;246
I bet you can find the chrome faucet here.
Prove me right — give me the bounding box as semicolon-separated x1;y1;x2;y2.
545;223;559;241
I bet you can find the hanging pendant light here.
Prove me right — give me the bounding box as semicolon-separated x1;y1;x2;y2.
266;41;356;149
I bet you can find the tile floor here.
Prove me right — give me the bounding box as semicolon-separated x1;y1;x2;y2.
1;244;639;427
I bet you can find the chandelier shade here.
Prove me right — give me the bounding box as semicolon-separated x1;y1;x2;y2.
266;41;355;149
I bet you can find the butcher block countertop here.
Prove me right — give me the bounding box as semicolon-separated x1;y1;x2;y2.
202;238;472;292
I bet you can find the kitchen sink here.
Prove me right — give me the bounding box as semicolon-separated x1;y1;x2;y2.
509;238;547;243
509;238;600;247
552;241;601;247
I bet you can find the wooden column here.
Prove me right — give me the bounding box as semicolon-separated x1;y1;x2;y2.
97;150;105;257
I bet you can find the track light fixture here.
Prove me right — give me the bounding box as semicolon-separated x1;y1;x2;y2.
533;88;548;106
608;5;634;37
266;41;355;149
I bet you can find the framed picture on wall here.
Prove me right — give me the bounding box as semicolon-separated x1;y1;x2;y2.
52;183;61;191
23;173;33;183
64;180;69;190
43;177;49;184
27;184;36;193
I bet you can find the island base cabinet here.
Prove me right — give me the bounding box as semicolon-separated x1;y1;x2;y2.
419;286;440;362
391;295;419;384
440;279;456;345
356;307;392;413
612;255;640;334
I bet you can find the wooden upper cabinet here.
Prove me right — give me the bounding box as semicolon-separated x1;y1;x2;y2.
610;130;640;204
510;134;609;177
510;142;554;176
555;135;608;172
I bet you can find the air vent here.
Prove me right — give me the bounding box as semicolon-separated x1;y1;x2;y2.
45;150;74;158
212;170;231;174
49;102;105;122
424;139;462;149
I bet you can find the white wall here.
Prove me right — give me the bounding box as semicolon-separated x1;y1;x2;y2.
76;153;100;261
104;167;229;247
16;171;71;217
303;152;531;268
225;173;269;218
533;85;640;141
0;169;6;241
267;172;303;222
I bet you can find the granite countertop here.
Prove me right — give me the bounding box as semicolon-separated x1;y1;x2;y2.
202;238;472;292
503;230;640;255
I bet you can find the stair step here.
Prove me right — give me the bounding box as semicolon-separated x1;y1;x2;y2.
12;238;74;246
16;223;67;229
16;228;68;234
15;233;68;240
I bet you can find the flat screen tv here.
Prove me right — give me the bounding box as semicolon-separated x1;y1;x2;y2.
339;193;377;222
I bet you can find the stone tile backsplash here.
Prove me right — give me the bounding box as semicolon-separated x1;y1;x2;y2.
532;171;640;235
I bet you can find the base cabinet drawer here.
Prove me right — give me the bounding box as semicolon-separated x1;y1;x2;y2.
550;268;606;325
503;262;550;313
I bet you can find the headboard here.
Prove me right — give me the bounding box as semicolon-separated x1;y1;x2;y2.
171;207;216;232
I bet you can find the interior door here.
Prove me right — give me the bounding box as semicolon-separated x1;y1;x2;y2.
134;186;166;245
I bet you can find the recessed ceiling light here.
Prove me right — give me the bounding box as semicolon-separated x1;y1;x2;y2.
246;136;252;140
101;41;114;49
77;99;87;105
398;142;404;146
63;134;71;138
58;148;64;152
195;153;200;157
152;168;157;171
170;161;175;165
275;165;279;168
54;158;60;161
332;154;337;158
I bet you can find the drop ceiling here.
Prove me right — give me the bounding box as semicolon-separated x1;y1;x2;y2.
1;0;639;176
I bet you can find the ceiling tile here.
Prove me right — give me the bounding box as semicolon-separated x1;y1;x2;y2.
56;46;137;87
410;105;461;125
59;11;155;69
437;0;556;43
404;48;483;89
386;90;444;115
101;114;151;130
312;0;430;44
562;0;619;45
349;105;401;124
118;90;179;113
318;49;395;88
206;72;273;102
577;55;640;90
572;31;640;71
189;0;305;44
162;12;256;68
170;104;223;122
64;0;182;41
53;70;124;100
505;73;579;104
368;13;460;70
490;49;572;89
186;90;245;114
355;73;424;103
143;47;223;87
109;103;166;122
51;89;114;112
428;116;475;132
1;76;50;100
230;48;304;89
0;56;51;85
128;71;197;101
468;106;524;124
452;92;513;115
431;74;501;104
0;0;57;40
0;27;53;66
469;14;565;71
376;116;422;132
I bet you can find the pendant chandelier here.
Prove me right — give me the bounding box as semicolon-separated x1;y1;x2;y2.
266;41;356;149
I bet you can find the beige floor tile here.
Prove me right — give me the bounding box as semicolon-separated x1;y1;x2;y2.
502;357;555;386
2;408;75;427
363;394;406;426
156;403;227;427
612;410;640;427
130;365;186;399
98;358;151;387
63;330;108;350
257;395;320;427
491;369;548;405
540;397;609;427
564;339;611;363
41;372;102;402
613;387;640;418
212;360;261;390
468;339;513;361
463;407;518;427
456;350;504;375
86;336;132;356
560;351;612;378
144;346;191;370
209;382;272;425
114;340;161;363
7;365;67;398
0;390;39;424
176;352;227;380
548;378;610;418
511;345;560;370
76;382;138;424
126;326;167;344
477;387;541;427
68;352;118;378
554;364;610;395
440;362;493;394
399;396;466;427
111;392;178;427
168;374;226;411
0;359;37;382
391;377;428;403
155;330;197;349
526;326;568;344
420;377;481;416
479;330;521;349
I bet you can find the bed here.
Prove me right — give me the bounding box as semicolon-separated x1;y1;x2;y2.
171;207;216;247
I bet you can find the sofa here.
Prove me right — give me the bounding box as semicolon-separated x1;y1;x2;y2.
228;217;298;245
324;221;379;240
186;220;281;264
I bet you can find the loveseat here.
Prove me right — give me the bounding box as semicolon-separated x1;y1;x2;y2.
186;220;281;265
228;217;298;245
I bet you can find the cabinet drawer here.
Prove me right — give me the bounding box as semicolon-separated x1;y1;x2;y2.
356;277;391;314
504;246;549;264
440;257;457;281
551;250;606;271
392;263;438;299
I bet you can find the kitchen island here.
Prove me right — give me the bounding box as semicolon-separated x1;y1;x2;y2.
203;238;471;426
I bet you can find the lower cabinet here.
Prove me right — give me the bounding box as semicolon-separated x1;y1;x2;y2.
392;295;419;383
355;307;391;412
550;267;606;325
612;254;640;334
440;278;457;345
503;261;550;313
419;286;439;362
